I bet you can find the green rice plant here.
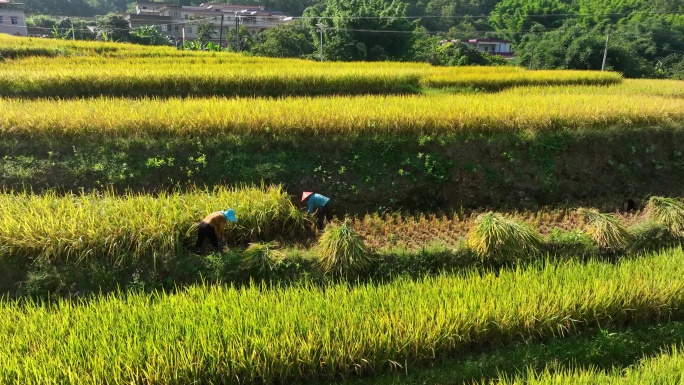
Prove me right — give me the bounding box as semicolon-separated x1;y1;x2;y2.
577;208;631;250
316;220;371;277
241;241;285;273
487;344;684;384
645;196;684;237
1;248;684;383
467;212;543;262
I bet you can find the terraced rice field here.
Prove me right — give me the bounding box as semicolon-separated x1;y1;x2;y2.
2;35;684;384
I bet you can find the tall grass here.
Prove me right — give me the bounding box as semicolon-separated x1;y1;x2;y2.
2;92;684;138
0;186;308;264
1;248;683;383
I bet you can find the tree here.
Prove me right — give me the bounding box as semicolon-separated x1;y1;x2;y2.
96;13;130;42
225;26;255;52
130;25;172;46
303;0;415;61
196;21;217;43
515;20;657;78
250;21;315;58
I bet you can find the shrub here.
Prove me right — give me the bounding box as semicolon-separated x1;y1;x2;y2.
316;220;372;278
466;212;543;262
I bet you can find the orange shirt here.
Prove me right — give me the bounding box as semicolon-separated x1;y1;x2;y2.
201;211;227;234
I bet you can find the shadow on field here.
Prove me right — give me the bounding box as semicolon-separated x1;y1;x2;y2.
323;321;684;385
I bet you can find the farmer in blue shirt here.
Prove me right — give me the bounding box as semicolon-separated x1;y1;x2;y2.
302;191;331;230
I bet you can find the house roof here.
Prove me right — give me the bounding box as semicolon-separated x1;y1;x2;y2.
467;38;512;44
136;1;174;5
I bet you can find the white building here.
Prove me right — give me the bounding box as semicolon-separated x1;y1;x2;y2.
463;39;514;60
0;0;28;36
126;2;291;44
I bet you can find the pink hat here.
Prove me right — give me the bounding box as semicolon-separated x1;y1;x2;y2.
301;191;313;202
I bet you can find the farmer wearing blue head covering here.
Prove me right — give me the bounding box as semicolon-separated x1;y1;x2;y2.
302;191;331;230
195;208;237;253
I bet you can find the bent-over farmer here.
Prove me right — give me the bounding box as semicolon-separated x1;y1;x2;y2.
302;191;332;230
195;209;237;253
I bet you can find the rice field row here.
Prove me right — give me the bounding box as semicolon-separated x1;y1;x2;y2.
0;186;308;263
2;186;682;263
1;248;683;384
486;345;684;385
2;87;683;138
0;56;429;98
0;34;622;97
0;33;207;58
0;59;621;98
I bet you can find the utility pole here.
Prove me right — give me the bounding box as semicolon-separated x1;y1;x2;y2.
69;16;75;40
235;13;241;52
219;14;224;48
601;27;611;71
528;45;535;70
316;23;325;62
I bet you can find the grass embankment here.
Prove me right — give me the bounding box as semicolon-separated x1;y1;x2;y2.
1;248;683;384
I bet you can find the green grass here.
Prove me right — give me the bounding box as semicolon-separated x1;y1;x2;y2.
1;247;684;383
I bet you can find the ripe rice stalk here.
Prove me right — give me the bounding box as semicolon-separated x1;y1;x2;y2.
3;91;684;138
316;220;372;277
645;196;684;237
466;212;543;262
0;185;307;264
577;208;631;250
241;241;285;273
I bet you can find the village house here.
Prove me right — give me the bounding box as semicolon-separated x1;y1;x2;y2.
441;38;515;60
125;1;291;44
463;38;514;60
0;0;28;36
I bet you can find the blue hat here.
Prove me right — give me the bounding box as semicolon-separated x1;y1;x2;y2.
221;209;237;223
